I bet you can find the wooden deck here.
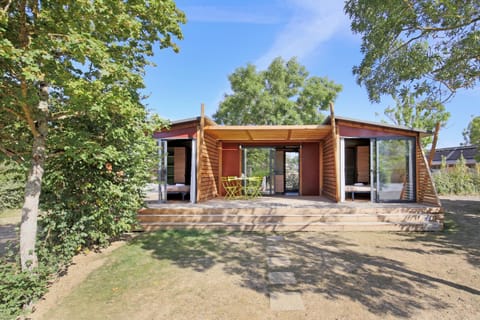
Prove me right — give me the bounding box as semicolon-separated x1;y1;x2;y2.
138;196;443;232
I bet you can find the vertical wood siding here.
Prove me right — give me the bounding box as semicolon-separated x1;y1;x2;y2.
322;131;338;201
416;139;442;207
197;133;219;201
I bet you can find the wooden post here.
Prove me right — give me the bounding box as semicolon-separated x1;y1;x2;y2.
319;141;323;195
428;122;441;167
329;102;340;202
218;141;223;197
196;103;205;202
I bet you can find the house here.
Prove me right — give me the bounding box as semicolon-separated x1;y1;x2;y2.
153;110;439;205
143;107;442;231
431;145;478;170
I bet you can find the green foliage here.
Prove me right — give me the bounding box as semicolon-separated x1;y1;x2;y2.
434;156;480;195
0;0;183;316
383;91;450;147
0;160;25;210
463;116;480;160
345;0;480;104
40;111;159;249
0;260;49;319
245;149;270;177
214;57;342;125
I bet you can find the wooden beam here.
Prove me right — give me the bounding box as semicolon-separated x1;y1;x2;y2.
246;130;254;140
196;103;205;202
428;122;441;167
287;129;293;141
330;102;340;202
218;141;223;197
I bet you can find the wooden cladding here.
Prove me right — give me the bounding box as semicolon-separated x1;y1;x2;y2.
205;125;331;142
198;133;220;201
356;146;369;184
322;132;337;201
416;139;442;207
173;147;186;184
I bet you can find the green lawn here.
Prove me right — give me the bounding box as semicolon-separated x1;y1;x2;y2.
35;197;480;320
38;230;267;320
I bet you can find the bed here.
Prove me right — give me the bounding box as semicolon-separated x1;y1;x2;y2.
167;184;190;201
345;184;371;201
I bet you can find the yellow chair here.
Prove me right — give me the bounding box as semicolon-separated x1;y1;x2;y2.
222;176;240;199
244;176;262;199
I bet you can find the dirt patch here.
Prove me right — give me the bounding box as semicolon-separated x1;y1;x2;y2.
30;196;480;319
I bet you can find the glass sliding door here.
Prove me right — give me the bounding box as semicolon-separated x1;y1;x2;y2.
158;139;168;203
241;147;275;195
285;151;299;193
375;138;415;202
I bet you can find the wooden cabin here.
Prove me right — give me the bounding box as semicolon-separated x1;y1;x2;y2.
144;111;442;231
153;114;440;206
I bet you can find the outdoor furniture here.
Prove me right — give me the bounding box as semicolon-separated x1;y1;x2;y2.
243;176;263;199
167;184;190;201
345;184;370;201
222;176;240;199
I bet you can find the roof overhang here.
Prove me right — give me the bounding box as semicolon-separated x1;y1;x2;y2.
204;125;332;142
323;115;431;137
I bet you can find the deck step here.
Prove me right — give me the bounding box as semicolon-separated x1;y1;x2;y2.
138;201;443;232
139;221;443;232
137;213;441;224
139;206;442;215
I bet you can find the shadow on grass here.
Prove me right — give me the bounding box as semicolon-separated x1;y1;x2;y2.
132;229;268;292
131;225;480;318
393;198;480;268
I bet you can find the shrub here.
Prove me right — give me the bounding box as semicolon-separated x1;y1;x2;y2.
0;248;49;319
434;155;480;195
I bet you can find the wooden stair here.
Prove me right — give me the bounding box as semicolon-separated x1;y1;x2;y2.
137;206;444;232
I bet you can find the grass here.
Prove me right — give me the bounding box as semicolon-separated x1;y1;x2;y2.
40;230;230;320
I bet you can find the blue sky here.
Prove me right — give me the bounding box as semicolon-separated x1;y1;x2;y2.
142;0;479;148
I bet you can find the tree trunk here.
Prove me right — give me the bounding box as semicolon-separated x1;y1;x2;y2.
20;83;49;272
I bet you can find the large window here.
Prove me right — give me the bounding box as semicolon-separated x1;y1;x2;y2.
375;138;415;202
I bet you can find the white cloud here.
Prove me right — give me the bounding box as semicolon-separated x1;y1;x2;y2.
182;5;283;25
255;0;352;68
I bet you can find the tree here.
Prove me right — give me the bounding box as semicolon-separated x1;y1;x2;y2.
0;1;185;271
383;90;450;147
464;116;480;145
463;116;480;160
214;57;342;125
344;0;480;104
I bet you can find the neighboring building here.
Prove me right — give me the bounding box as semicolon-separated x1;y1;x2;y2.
431;145;478;170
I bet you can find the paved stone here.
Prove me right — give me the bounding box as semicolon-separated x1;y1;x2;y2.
270;291;305;311
266;235;284;242
268;272;297;285
267;256;291;268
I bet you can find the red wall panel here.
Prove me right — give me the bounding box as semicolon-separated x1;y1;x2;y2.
301;143;319;195
222;143;241;177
